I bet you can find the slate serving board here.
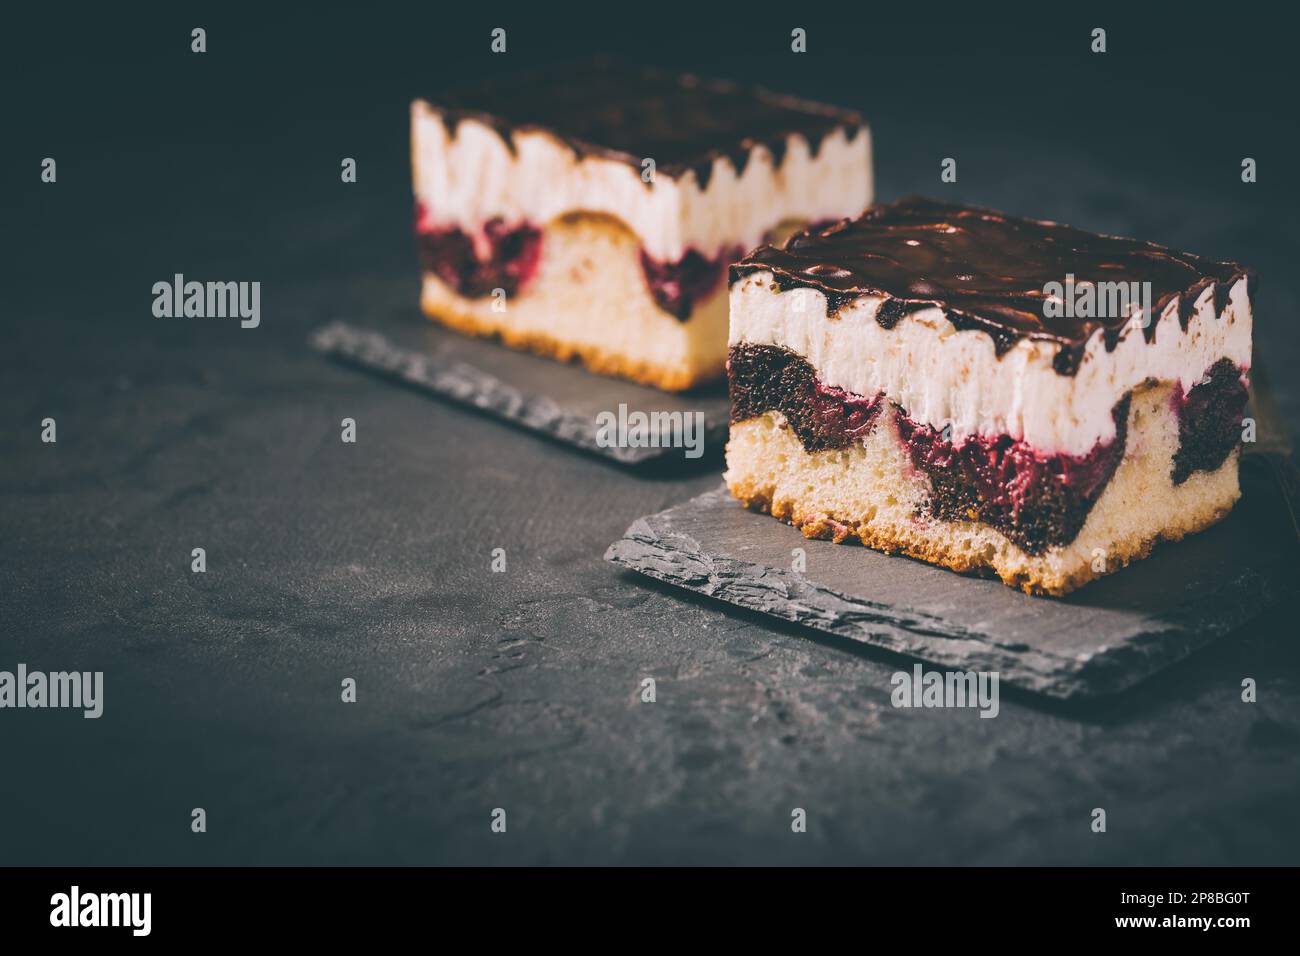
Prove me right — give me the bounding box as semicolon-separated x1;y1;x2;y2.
605;464;1298;699
309;318;729;465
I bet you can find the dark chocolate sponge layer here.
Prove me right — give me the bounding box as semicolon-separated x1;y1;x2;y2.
421;58;865;189
729;342;884;453
1172;358;1250;485
730;198;1254;374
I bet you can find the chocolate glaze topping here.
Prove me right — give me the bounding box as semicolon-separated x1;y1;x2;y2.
420;58;865;190
730;198;1255;375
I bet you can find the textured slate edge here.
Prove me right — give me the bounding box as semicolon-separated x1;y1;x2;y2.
603;485;1277;700
1060;568;1270;697
308;321;727;465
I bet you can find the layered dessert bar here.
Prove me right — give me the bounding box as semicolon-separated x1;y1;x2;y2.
726;198;1254;595
411;60;871;391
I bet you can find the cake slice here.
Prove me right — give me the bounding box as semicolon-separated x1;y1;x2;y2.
411;60;872;391
725;198;1255;595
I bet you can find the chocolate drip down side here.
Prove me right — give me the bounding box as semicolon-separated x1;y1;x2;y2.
730;197;1255;376
421;59;865;190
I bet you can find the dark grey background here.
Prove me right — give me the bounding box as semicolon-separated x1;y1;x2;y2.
3;8;1298;865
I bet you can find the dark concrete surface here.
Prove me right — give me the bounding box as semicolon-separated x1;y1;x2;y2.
308;319;730;464
3;11;1298;865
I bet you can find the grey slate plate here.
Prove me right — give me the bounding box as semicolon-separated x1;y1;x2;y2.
309;318;729;465
605;466;1298;699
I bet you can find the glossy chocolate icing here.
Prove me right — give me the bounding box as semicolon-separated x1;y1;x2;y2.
730;198;1255;375
420;58;865;190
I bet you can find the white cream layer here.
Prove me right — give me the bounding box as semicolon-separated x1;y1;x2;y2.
410;100;872;262
729;273;1252;457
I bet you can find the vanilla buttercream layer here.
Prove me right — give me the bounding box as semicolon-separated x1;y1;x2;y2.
729;272;1252;457
411;101;872;263
420;214;728;390
725;391;1240;595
